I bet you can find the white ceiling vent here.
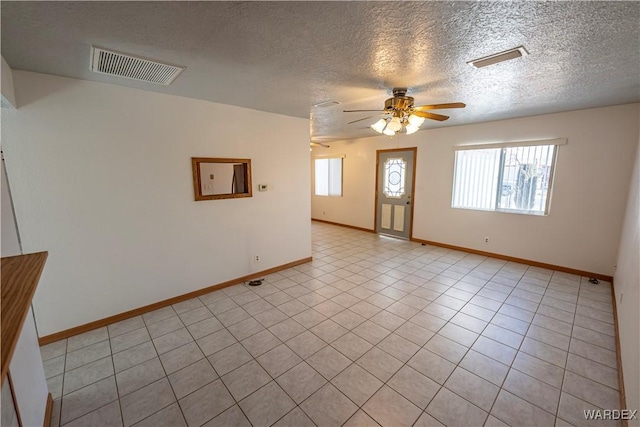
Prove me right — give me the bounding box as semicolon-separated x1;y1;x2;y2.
91;47;184;85
467;46;529;69
313;100;340;108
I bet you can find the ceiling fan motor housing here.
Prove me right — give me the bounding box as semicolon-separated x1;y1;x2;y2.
385;95;414;113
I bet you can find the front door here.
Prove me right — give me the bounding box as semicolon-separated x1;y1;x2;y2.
375;148;416;239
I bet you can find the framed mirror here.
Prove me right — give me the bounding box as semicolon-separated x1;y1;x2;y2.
192;157;252;201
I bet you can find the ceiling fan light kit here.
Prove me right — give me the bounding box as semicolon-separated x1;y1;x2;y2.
371;119;387;133
408;115;426;127
404;123;421;135
345;88;465;136
388;117;403;132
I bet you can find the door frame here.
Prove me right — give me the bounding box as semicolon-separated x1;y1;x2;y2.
373;147;418;240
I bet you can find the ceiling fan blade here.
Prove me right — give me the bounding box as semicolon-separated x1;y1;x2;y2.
347;115;380;125
343;109;386;113
310;142;330;148
413;110;449;121
414;102;466;110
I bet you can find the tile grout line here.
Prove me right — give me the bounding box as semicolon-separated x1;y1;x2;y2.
426;259;523;426
106;330;125;427
45;224;621;427
557;280;578;425
485;270;556;426
327;250;513;425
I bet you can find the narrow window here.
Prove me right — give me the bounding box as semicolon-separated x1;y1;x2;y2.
314;157;343;196
452;141;559;215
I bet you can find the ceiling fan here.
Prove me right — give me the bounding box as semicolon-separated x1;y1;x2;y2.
310;142;330;148
344;88;465;135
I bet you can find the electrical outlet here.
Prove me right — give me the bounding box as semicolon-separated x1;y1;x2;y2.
484;237;490;243
254;255;260;263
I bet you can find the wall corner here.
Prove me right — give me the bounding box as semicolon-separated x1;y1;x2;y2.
1;56;17;109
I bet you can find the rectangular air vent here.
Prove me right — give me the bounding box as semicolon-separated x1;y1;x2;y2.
467;46;529;69
91;47;184;85
313;100;340;108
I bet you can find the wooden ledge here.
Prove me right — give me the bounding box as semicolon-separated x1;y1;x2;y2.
1;252;48;383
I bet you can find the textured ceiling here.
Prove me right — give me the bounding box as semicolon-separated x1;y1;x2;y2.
2;1;639;142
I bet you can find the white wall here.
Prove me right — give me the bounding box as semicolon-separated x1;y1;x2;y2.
1;56;21;258
1;378;20;426
1;55;16;108
9;308;49;427
312;104;639;276
2;71;311;336
614;131;639;420
1;158;21;257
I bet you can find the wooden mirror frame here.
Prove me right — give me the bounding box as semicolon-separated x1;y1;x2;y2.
191;157;253;201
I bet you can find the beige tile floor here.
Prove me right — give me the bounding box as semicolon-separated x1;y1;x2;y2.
41;222;622;427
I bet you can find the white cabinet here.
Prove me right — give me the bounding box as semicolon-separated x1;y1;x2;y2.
7;308;49;427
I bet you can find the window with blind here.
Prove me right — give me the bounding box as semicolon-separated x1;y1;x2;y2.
314;157;343;196
452;141;561;215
